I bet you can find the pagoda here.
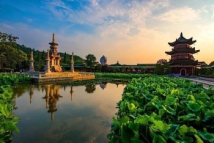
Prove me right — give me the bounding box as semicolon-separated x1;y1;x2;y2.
49;33;62;72
165;32;200;76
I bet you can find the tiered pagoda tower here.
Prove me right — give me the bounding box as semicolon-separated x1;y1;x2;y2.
165;32;200;76
49;33;62;72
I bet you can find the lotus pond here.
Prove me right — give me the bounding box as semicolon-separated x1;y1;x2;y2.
1;74;214;142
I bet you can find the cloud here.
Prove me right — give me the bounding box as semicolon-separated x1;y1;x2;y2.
46;0;169;26
212;5;214;18
155;6;199;22
2;24;14;29
27;18;33;22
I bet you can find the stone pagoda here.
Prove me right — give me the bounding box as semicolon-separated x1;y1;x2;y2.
28;51;35;72
165;32;200;76
49;33;62;72
70;52;74;72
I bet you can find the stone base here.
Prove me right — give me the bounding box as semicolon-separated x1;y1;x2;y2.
52;65;63;72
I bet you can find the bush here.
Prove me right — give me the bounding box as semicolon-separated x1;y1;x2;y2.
0;68;14;72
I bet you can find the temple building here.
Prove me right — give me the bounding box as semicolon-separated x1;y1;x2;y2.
165;32;200;76
49;33;62;72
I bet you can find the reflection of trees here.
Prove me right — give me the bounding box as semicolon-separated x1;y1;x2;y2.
42;85;62;121
85;84;96;93
12;84;30;97
29;85;34;103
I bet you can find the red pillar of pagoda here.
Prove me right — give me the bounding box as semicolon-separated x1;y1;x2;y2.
165;32;200;76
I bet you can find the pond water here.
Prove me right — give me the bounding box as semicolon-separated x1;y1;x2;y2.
12;82;126;143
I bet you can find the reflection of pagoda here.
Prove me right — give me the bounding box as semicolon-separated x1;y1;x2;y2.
42;85;62;121
165;32;200;76
70;86;73;101
29;85;34;104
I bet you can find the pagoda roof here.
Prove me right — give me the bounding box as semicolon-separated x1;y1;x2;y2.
169;60;198;65
198;61;207;67
111;61;121;66
165;48;200;55
168;32;196;46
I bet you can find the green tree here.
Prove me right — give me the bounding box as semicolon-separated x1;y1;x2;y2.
209;61;214;66
95;64;102;72
154;63;170;75
85;54;96;68
63;52;67;63
0;43;27;69
37;51;41;61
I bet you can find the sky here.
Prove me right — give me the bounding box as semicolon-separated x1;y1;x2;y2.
0;0;214;65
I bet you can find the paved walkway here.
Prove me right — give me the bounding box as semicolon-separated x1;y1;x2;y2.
180;77;214;89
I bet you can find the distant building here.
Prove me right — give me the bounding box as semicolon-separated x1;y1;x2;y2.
100;55;107;66
108;61;156;73
165;32;200;76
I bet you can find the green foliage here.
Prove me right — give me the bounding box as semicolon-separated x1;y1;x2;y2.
108;76;214;142
0;43;28;69
0;85;20;142
85;54;96;68
154;63;170;75
0;74;31;86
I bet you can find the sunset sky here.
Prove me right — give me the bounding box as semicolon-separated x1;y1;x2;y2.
0;0;213;64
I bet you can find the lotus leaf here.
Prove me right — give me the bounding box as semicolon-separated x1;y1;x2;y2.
178;125;188;136
198;131;214;142
128;103;137;113
152;134;167;143
165;124;179;136
187;101;201;112
142;93;153;100
162;105;176;115
188;126;197;134
134;115;149;125
128;121;139;131
194;134;204;143
178;113;196;121
120;116;129;124
165;96;177;105
152;120;171;132
187;94;196;102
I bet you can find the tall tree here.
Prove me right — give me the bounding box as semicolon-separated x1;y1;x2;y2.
63;52;67;63
85;54;96;68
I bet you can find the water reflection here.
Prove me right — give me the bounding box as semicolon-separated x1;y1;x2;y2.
42;85;63;121
85;84;96;93
70;86;73;101
29;85;34;103
100;82;107;90
12;82;126;143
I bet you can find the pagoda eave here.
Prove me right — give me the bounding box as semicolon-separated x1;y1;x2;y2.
49;42;58;45
168;40;196;47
